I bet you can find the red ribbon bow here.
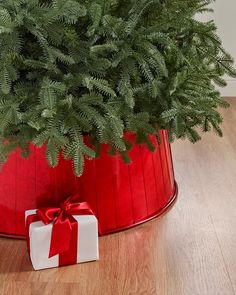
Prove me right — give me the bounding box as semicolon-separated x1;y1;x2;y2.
37;195;94;258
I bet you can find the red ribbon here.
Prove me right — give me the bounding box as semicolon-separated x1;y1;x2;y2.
26;195;95;266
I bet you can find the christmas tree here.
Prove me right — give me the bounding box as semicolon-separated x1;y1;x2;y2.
0;0;235;176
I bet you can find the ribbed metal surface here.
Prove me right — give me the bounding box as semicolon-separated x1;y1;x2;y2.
0;145;77;238
0;130;177;238
77;130;176;235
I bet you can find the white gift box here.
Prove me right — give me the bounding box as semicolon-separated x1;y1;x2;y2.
25;210;99;270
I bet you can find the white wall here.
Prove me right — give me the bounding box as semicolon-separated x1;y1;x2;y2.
198;1;236;96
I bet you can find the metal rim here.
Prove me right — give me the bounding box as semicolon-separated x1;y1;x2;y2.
99;181;178;236
0;181;178;239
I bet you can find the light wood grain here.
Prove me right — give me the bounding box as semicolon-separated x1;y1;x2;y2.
1;99;236;295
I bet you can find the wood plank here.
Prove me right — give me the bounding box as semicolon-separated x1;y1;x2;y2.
172;98;236;294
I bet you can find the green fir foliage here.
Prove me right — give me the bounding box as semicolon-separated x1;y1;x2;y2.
0;0;234;175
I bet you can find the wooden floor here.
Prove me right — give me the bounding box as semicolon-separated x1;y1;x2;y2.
0;99;236;295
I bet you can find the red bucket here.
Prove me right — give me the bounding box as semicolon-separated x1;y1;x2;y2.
0;130;177;238
77;130;177;235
